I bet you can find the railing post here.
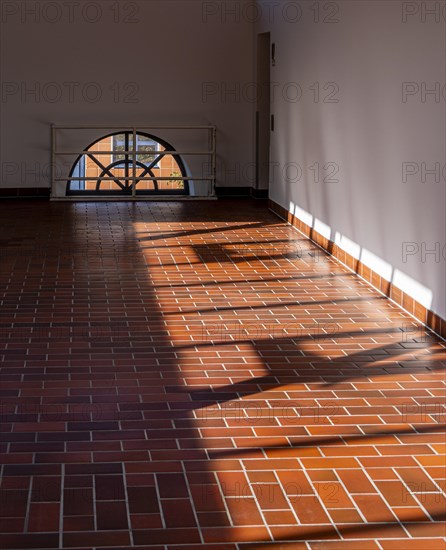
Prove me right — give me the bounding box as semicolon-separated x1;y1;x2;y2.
51;125;56;198
132;127;137;196
211;126;217;197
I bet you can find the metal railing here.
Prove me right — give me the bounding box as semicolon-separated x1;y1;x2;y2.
51;124;217;199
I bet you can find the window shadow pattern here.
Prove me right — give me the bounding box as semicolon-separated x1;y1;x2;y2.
0;200;445;549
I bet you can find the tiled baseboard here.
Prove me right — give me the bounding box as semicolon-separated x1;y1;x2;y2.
215;187;269;198
0;187;51;198
0;187;269;199
269;199;446;340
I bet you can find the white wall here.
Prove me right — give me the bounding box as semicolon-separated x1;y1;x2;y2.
256;0;446;319
1;0;444;318
0;0;255;193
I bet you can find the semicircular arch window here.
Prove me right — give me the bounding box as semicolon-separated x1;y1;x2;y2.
67;131;188;196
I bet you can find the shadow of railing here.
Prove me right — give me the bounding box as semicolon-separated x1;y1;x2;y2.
0;200;444;548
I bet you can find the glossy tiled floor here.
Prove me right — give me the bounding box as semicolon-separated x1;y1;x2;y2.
0;200;445;550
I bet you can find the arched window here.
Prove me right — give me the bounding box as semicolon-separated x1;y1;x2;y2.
67;131;188;195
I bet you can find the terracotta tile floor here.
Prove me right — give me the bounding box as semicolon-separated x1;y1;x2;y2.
0;199;445;549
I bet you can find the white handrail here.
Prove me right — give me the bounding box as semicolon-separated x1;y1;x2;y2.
51;124;217;199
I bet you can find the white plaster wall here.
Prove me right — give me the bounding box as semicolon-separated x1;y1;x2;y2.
256;0;446;319
0;0;255;193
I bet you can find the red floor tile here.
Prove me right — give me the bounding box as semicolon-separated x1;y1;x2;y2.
0;199;445;548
